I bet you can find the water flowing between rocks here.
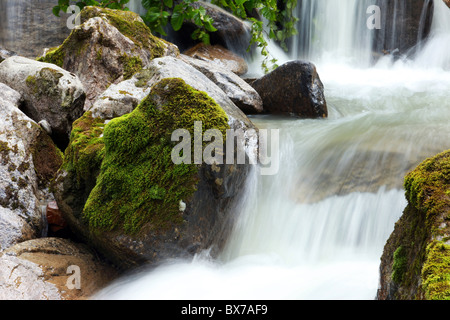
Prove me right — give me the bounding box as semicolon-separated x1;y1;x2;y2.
93;0;450;299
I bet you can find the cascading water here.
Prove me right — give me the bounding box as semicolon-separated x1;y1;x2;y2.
95;0;450;300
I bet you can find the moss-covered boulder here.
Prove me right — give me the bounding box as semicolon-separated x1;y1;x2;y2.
38;6;179;110
53;78;256;269
0;83;63;251
377;150;450;300
0;56;86;148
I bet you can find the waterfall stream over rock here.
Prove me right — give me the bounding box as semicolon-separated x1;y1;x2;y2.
93;0;450;299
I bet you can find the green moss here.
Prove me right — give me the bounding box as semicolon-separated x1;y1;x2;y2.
82;78;229;235
134;69;154;88
422;241;450;300
392;246;408;283
38;46;65;68
25;68;63;98
63;112;106;187
121;55;143;80
80;6;171;59
404;150;450;220
385;150;450;299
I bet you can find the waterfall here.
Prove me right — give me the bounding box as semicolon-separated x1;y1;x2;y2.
291;0;376;66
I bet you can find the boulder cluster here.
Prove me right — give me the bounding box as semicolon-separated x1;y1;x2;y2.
0;5;327;299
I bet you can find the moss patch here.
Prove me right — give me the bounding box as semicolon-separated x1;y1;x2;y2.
392;246;408;284
38;46;65;68
121;55;143;80
80;6;170;58
422;241;450;300
382;150;450;299
63;111;106;188
404;150;450;220
82;78;229;235
25;68;63;98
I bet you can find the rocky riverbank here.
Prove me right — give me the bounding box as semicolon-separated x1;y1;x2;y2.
0;5;327;299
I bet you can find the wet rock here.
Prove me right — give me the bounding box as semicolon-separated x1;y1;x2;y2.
0;238;118;300
250;60;328;118
53;77;258;269
46;201;67;233
0;56;86;148
38;6;179;110
377;150;450;300
372;0;434;57
184;43;248;76
180;54;262;114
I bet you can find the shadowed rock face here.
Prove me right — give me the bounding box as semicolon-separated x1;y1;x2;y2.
249;60;328;119
372;0;434;57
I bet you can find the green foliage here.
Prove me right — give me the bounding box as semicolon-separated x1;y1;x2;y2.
141;0;217;45
212;0;298;72
52;0;298;73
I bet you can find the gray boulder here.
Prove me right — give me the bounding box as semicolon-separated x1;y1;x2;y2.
0;56;86;147
180;54;263;114
38;6;179;110
0;83;63;251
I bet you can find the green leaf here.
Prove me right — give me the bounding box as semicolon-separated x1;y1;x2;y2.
163;0;173;8
171;11;184;31
52;6;61;17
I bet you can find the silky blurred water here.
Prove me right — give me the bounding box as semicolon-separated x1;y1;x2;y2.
94;0;450;300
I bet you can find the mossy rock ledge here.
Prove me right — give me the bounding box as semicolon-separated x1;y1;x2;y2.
377;149;450;300
38;6;179;110
53;78;256;270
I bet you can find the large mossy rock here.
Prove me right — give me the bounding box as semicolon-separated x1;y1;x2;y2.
377;150;450;300
249;60;328;119
53;78;256;269
0;83;63;251
0;56;86;147
38;6;179;109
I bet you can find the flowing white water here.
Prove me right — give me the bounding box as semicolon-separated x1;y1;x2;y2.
95;1;450;300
